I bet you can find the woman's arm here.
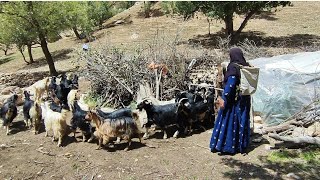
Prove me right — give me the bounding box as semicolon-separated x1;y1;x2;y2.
219;76;238;109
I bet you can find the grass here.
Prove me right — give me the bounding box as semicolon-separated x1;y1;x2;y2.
267;146;320;171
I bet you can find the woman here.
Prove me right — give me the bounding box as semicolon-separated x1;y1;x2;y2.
210;47;251;154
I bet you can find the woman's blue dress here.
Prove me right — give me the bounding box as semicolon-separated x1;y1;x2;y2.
210;75;251;154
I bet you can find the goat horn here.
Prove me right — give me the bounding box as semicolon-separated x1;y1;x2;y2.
178;98;189;104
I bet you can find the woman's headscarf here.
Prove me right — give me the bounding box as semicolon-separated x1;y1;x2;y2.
224;47;249;83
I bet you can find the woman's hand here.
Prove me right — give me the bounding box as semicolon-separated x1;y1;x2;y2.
217;96;225;110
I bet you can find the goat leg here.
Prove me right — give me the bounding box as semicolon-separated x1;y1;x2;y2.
143;127;150;139
81;131;86;142
45;130;48;137
173;130;179;139
96;138;103;150
124;138;132;151
115;137;121;144
57;133;63;147
24;119;28;128
6;126;9;135
163;128;168;139
87;133;94;143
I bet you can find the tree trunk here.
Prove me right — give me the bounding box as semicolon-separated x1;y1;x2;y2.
39;32;58;76
3;49;8;56
232;10;257;42
27;1;58;76
224;14;235;43
27;43;34;63
73;26;82;39
207;17;211;35
19;47;29;64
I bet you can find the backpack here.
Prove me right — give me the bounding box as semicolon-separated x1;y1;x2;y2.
235;63;260;95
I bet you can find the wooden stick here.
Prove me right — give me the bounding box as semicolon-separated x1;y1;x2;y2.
268;133;320;145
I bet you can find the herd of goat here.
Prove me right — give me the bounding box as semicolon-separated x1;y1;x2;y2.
0;73;216;150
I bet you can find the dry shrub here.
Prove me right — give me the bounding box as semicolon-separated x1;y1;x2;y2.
77;30;219;108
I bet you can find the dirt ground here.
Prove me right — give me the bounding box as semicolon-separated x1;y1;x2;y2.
1;2;320;180
0;115;286;180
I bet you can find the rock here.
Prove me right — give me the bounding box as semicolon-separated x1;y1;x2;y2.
1;86;18;95
292;127;304;137
0;95;11;104
286;173;301;180
306;122;320;137
264;144;273;150
254;116;263;124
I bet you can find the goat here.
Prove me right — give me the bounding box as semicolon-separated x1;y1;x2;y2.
70;101;93;142
43;101;68;147
72;74;79;89
0;94;18;135
23;91;34;128
96;107;133;143
136;99;184;139
54;83;70;108
67;89;79;112
87;111;142;151
32;77;50;101
176;89;215;134
29;100;42;134
96;108;132;119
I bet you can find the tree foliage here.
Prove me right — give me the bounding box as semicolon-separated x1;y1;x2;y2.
163;1;291;42
0;1;133;74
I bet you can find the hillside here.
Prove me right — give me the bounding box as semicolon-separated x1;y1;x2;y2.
1;2;320;74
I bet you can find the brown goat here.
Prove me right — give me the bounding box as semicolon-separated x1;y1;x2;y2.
87;111;142;151
29;100;42;134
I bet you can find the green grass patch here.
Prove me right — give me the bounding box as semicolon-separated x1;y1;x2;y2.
267;146;320;167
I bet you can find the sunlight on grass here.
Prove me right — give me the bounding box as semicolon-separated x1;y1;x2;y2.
267;146;320;166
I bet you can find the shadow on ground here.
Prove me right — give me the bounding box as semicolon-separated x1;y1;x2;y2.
221;146;320;180
186;31;320;49
20;48;74;70
0;55;14;65
251;11;278;21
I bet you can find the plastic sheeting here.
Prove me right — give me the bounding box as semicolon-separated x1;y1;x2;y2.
249;51;320;125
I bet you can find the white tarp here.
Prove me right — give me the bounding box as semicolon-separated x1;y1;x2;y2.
250;51;320;125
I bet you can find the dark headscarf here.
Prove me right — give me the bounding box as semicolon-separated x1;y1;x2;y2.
223;47;249;83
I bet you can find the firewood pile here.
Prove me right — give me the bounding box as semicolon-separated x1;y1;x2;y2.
76;43;223;108
260;99;320;146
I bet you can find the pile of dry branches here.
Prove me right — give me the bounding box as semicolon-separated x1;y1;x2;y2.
77;31;211;107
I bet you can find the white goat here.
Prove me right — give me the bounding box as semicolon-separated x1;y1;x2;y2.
28;77;50;101
67;89;79;112
43;101;68;147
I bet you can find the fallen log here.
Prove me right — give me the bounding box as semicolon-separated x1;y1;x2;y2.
268;133;320;145
261;119;301;134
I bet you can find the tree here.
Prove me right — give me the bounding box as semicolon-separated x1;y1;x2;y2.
165;1;291;43
0;14;38;63
63;2;93;40
0;2;71;75
87;2;114;29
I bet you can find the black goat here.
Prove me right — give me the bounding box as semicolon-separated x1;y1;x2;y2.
54;83;70;107
176;89;215;134
71;74;79;89
49;76;57;92
23;91;34;128
0;95;18;135
70;101;93;142
137;100;184;139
